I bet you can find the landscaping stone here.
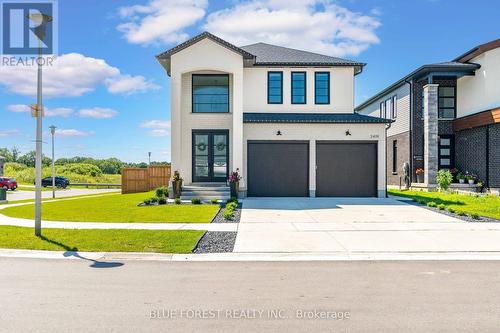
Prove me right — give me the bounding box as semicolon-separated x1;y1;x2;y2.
193;231;237;253
212;203;241;223
400;200;500;223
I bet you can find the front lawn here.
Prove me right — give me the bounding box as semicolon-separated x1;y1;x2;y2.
1;192;219;223
0;226;204;253
389;189;500;219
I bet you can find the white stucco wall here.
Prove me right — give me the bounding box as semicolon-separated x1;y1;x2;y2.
243;67;355;113
243;123;387;197
170;38;244;184
457;47;500;117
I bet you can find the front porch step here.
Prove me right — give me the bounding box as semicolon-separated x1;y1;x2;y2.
182;186;229;192
180;194;230;200
180;184;231;200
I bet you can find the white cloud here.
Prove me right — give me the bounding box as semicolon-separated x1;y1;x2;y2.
0;53;159;97
0;129;20;137
204;0;381;57
140;120;170;137
7;104;30;113
117;0;207;45
55;129;94;138
45;107;74;117
78;107;118;119
106;75;160;95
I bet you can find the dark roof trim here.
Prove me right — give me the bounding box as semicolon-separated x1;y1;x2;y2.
453;39;500;63
243;112;392;124
156;31;255;60
252;62;365;75
355;63;479;111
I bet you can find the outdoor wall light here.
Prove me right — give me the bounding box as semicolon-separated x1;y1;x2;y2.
276;130;282;136
345;130;351;136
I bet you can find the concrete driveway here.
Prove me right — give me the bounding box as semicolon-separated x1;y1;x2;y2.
234;197;500;254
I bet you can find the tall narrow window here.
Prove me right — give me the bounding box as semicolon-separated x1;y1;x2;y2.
438;86;455;119
192;74;229;113
315;72;330;104
291;72;306;104
438;135;454;169
385;98;392;119
267;71;283;104
392;140;398;174
380;101;386;118
392;95;397;119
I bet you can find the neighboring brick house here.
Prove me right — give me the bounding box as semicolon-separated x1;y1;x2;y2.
356;39;500;191
157;32;391;198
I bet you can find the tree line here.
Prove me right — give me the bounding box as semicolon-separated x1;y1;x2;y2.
0;147;169;174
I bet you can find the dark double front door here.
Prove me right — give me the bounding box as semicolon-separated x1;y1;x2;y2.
192;130;229;182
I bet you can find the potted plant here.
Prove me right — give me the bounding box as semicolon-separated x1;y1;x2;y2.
465;171;476;185
477;181;484;193
456;172;465;184
228;168;241;198
171;170;183;198
415;168;424;183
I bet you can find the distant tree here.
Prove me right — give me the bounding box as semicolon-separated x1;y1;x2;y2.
11;146;20;162
18;151;51;167
0;148;13;162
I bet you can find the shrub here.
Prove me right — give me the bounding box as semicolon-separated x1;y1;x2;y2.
155;186;168;198
143;198;152;205
223;210;234;220
471;213;480;220
438;204;446;210
191;198;202;205
456;210;466;216
227;197;238;204
210;198;218;204
418;199;426;205
427;201;437;208
227;202;237;210
448;207;456;214
174;198;181;205
158;197;167;205
436;169;453;191
150;197;159;204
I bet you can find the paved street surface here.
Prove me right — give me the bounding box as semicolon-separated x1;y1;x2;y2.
235;197;500;253
1;258;500;332
5;188;120;202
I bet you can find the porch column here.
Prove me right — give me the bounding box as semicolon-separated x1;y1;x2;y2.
170;73;182;179
423;83;439;187
232;69;245;195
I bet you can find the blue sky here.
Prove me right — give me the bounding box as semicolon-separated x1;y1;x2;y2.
1;0;498;163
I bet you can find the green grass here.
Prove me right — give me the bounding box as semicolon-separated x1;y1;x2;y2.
1;191;219;223
2;192;118;204
0;226;204;253
389;189;500;219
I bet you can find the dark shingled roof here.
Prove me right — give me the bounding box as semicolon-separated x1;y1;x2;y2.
243;113;392;124
240;43;365;74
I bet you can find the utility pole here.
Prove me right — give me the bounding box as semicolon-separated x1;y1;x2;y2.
29;13;52;237
49;125;57;199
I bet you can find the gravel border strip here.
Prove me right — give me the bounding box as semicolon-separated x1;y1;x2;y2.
398;199;500;223
193;231;237;253
211;203;242;223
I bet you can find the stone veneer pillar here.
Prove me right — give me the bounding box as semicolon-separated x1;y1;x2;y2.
423;84;439;187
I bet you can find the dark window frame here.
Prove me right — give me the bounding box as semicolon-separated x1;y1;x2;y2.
192;129;230;182
267;71;283;104
391;95;397;119
438;134;454;169
291;71;307;104
314;72;330;104
392;140;398;174
380;101;386;118
191;74;229;113
438;86;456;119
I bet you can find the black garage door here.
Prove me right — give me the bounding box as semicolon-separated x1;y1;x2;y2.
316;142;377;197
247;141;309;197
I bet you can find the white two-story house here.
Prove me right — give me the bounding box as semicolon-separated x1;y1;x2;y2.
157;32;390;198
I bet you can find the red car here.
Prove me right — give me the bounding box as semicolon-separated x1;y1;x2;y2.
0;177;17;190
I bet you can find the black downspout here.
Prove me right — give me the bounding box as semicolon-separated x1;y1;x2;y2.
486;125;490;188
405;79;413;184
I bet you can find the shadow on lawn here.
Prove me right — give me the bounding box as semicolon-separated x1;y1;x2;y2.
40;235;124;269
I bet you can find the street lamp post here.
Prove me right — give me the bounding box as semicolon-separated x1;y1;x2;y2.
49;125;57;199
29;12;53;237
148;152;152;166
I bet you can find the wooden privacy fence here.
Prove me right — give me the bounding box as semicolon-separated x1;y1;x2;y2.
121;165;171;194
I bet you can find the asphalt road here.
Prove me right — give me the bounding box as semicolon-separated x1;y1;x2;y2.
1;258;500;332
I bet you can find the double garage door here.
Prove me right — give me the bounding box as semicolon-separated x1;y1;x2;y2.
247;141;377;197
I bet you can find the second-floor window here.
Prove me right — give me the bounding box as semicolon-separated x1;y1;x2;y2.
268;71;283;104
192;74;229;113
315;72;330;104
438;86;455;119
291;72;306;104
391;95;397;119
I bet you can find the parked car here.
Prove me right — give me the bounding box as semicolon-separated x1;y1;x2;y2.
39;176;70;188
0;177;18;190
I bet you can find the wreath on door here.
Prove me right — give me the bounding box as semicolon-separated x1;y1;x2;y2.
216;142;226;151
196;142;207;152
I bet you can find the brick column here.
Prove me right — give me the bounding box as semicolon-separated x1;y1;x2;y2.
423;84;439;187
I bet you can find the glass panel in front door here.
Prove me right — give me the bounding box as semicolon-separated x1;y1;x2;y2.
194;134;209;178
213;134;228;179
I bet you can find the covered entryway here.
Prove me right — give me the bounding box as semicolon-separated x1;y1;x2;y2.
316;142;377;197
247;141;309;197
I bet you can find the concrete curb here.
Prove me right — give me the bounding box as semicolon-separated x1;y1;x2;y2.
3;248;500;262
